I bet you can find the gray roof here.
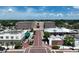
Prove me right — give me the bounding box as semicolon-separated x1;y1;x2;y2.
75;34;79;39
15;22;34;29
44;21;56;28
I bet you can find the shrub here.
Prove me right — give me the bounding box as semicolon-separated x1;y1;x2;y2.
44;32;51;39
28;41;33;45
64;35;75;47
14;42;22;49
52;45;60;49
30;28;34;32
14;45;22;49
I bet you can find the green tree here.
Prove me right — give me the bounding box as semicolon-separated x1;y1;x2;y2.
10;42;14;49
6;43;9;49
14;42;22;49
72;23;79;29
43;32;50;45
55;20;65;27
43;32;51;39
64;36;75;47
30;28;34;32
0;20;17;26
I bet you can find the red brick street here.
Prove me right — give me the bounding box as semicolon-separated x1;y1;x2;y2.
25;22;51;53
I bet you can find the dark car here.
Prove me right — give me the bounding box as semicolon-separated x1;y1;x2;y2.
69;48;74;50
0;47;5;51
4;48;9;53
6;48;9;50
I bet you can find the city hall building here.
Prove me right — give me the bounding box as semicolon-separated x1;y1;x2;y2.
15;21;56;30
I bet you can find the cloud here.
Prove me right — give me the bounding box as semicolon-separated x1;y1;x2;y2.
0;7;16;14
56;13;64;17
73;6;79;9
67;8;71;10
26;7;37;13
39;6;46;11
0;6;79;19
8;8;13;12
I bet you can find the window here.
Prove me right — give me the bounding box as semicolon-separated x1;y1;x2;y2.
10;42;14;45
0;36;3;39
11;36;14;39
0;42;2;45
6;36;9;39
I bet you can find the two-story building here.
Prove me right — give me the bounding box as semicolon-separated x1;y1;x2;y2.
0;29;25;49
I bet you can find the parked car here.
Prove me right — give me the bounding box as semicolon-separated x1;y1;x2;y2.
0;46;5;51
4;48;9;52
69;47;74;50
6;48;9;50
0;46;5;53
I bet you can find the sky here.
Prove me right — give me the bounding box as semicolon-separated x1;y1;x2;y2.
0;6;79;20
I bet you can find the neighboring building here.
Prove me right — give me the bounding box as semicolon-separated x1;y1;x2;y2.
15;21;56;30
0;23;4;30
15;21;34;30
48;35;64;46
44;27;78;46
44;27;77;35
44;21;56;28
75;34;79;47
0;29;25;49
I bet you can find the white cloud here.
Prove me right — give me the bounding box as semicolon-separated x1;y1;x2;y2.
0;7;15;14
67;8;71;10
39;6;46;11
66;12;79;17
26;7;37;13
8;8;13;12
56;13;64;17
73;6;79;9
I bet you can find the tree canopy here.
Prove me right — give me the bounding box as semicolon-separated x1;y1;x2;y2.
64;35;75;47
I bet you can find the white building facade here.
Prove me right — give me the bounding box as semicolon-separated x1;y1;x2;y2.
0;30;25;49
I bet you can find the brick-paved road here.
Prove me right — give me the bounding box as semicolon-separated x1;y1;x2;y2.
25;22;51;53
25;30;51;53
